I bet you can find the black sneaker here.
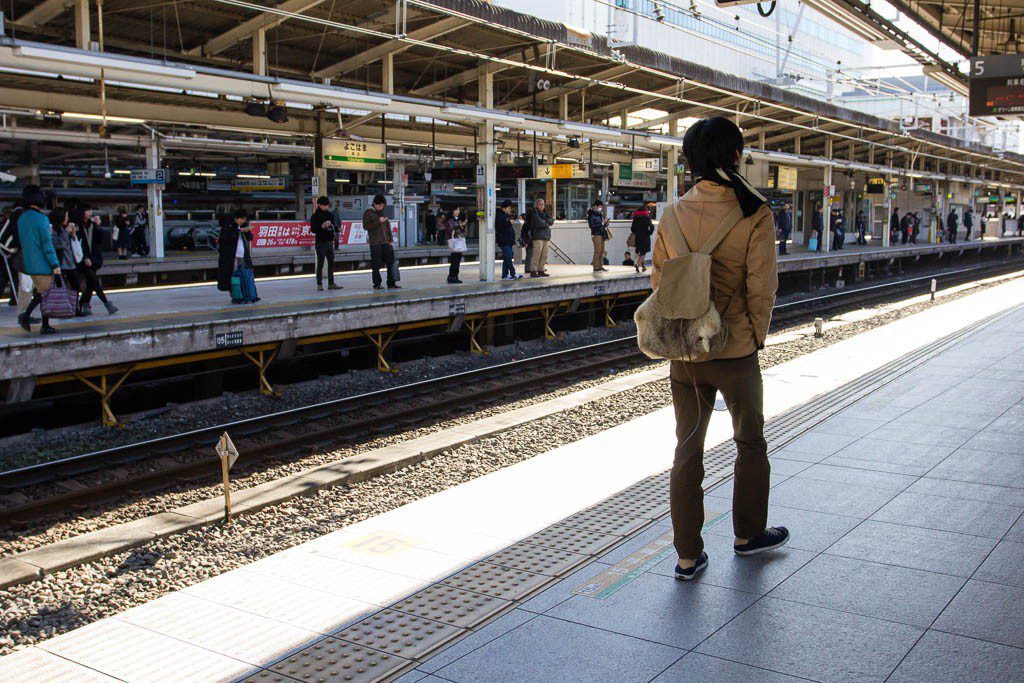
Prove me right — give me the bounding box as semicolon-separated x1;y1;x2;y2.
734;527;790;556
16;312;30;332
674;552;708;581
40;324;57;335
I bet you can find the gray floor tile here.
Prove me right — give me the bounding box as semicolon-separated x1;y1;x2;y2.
434;614;684;683
985;408;1024;436
1005;515;1024;543
793;463;918;492
831;438;957;472
933;579;1024;648
826;520;998;577
821;455;930;477
649;533;815;596
652;652;807;682
517;564;604;615
974;541;1024;588
706;505;861;553
706;475;788;501
781;432;861;456
964;429;1024;456
905;477;1024;507
929;449;1024;488
870;491;1022;539
545;571;757;649
393;670;429;683
888;630;1024;683
769;554;966;627
767;477;897;518
696;597;922;682
808;417;888;439
765;447;828;464
418;609;535;674
594;525;672;566
767;458;812;476
867;423;977;448
889;406;1000;427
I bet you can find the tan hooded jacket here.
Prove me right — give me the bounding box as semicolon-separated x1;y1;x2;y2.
651;180;778;360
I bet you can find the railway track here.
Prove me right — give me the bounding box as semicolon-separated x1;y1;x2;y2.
1;259;1020;529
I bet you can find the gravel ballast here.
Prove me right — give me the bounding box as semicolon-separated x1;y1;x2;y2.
1;273;1021;657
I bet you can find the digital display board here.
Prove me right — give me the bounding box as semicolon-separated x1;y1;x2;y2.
969;55;1024;116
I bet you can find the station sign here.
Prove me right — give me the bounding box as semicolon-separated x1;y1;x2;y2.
249;219;399;248
231;177;287;192
632;157;661;173
612;163;656;189
130;169;167;185
536;163;590;179
866;177;886;195
969;55;1024;116
323;139;387;172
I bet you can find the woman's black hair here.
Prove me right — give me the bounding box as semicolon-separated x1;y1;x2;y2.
50;207;68;228
682;116;744;181
234;208;248;219
21;184;46;208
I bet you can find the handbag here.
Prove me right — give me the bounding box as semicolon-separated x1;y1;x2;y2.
626;232;636;248
448;237;467;253
41;274;77;319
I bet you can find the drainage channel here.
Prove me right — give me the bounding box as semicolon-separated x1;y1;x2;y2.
247;303;1022;683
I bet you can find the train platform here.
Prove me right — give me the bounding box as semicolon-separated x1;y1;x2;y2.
2;272;1022;681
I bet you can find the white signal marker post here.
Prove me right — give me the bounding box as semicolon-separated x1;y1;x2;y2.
215;432;240;523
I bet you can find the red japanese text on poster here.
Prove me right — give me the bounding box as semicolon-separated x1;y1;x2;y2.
249;220;399;248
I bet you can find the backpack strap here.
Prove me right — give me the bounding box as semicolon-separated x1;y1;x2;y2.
659;203;690;258
698;206;744;255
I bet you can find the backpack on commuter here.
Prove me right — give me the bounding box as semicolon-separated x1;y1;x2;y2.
634;204;743;361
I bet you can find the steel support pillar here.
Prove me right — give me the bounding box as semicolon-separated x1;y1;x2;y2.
75;0;91;50
252;28;267;76
241;347;281;397
76;368;134;427
478;67;496;282
364;330;398;372
466;318;487;354
667;119;679;204
146;135;165;258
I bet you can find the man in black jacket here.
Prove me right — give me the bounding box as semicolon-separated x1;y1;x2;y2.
496;200;521;280
947;208;958;244
587;200;609;272
523;197;553;277
310;196;341;291
776;203;792;255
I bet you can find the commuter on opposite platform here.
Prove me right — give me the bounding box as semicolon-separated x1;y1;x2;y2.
425;207;438;244
963;208;973;241
310;196;341;291
0;202;23;307
114;206;131;260
444;206;466;284
217;209;259;304
776;202;792;255
855;209;867;245
74;205;116;316
496;200;522;281
631;203;655;272
911;211;921;244
523;197;553;277
587;199;609;272
890;206;901;245
622;251;635;267
16;185;60;335
810;203;823;251
365;194;399;290
650;116;786;581
830;206;845;250
947;208;959;244
129;205;150;257
900;211;912;244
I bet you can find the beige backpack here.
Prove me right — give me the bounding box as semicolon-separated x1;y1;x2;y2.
634;204;743;361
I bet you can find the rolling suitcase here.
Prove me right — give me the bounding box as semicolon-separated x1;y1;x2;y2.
239;267;259;303
807;236;819;252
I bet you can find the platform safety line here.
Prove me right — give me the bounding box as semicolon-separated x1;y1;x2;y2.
572;510;730;600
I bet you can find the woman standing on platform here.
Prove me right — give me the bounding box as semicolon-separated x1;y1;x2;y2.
650;116;788;581
114;206;131;260
444;207;466;284
74;205;117;316
630;203;654;272
217;209;258;303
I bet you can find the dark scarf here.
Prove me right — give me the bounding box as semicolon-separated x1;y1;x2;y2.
710;167;767;218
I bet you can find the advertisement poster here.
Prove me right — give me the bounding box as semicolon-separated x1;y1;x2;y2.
250;220;399;248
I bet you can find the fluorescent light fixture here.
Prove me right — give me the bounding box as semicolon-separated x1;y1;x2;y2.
62;112;146;124
379;180;393;184
454;185;469;190
336;178;350;183
647;134;683;146
274;82;391;107
112;169;131;175
195;172;216;177
14;45;195;79
237;174;271;179
564;122;621;138
442;106;525;125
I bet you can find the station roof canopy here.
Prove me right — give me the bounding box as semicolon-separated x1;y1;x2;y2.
3;0;1024;185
